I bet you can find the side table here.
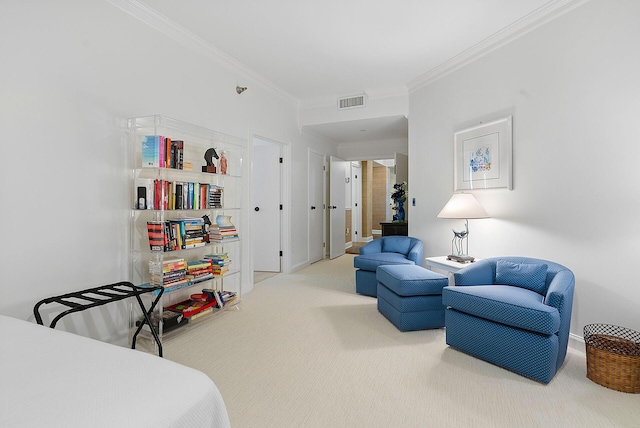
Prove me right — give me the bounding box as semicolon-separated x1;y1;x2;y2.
424;256;479;286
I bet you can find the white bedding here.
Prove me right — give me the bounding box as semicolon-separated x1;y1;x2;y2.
0;315;230;428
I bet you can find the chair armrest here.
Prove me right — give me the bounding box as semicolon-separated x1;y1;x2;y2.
453;259;494;286
359;239;383;255
407;240;424;265
544;270;575;312
544;269;575;368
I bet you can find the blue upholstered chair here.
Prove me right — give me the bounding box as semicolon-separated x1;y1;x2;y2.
353;236;424;297
442;257;575;384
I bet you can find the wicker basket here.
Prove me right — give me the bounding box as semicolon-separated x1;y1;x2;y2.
584;324;640;393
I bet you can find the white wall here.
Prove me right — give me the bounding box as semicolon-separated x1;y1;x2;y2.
409;0;640;336
0;0;335;341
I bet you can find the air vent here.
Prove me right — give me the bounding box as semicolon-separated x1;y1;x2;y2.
338;94;366;110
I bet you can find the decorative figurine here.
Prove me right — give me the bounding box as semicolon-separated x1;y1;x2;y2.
219;151;227;175
202;148;219;173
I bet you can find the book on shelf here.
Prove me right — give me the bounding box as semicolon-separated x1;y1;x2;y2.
188;306;214;323
141;135;184;170
147;222;167;251
142;135;161;168
165;299;217;318
149;257;188;287
202;289;237;306
147;219;207;252
137;309;187;334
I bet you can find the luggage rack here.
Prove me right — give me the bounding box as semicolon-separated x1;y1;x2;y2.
34;281;164;357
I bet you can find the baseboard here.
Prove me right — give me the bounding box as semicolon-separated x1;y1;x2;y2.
345;241;352;249
568;332;585;354
290;260;310;273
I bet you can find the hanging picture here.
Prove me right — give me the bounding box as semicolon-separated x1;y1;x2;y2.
454;115;512;191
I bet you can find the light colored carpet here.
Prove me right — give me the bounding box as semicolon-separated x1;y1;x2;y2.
162;255;639;428
254;271;279;284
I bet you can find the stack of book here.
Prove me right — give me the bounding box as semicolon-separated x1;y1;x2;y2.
185;259;214;284
149;257;187;288
208;186;223;209
208;223;222;242
164;298;217;322
204;252;231;276
215;215;239;241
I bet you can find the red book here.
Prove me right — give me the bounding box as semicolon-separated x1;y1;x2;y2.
147;222;167;251
165;299;218;317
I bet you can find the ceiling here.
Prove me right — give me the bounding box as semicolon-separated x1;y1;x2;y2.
136;0;558;143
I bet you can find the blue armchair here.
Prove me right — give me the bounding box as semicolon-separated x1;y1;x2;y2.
353;236;424;297
441;257;575;384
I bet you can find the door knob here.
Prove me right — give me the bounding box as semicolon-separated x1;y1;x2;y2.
255;207;260;211
311;206;316;210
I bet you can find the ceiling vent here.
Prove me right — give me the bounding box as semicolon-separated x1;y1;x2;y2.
338;94;366;110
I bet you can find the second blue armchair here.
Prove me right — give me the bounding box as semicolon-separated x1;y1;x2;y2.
442;256;575;383
353;236;424;297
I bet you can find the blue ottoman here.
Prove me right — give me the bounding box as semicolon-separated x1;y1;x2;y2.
376;265;448;331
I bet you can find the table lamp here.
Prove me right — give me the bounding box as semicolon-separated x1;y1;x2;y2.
437;193;490;263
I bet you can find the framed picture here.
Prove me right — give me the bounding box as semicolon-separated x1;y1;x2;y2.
454;115;512;191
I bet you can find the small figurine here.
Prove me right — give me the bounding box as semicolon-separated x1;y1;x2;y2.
204;148;219;166
219;151;227;174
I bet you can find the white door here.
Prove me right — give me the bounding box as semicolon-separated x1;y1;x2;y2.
252;138;281;272
309;150;324;264
329;156;346;259
351;163;362;243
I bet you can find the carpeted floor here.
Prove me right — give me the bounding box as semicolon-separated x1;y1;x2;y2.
161;255;639;428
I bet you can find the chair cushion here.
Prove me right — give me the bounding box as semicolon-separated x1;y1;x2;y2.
381;236;411;255
495;260;548;294
354;252;414;272
376;265;447;296
442;285;560;336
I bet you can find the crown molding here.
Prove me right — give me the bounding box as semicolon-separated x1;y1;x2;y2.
408;0;590;92
106;0;299;107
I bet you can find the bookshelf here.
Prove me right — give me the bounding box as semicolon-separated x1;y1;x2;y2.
127;115;245;340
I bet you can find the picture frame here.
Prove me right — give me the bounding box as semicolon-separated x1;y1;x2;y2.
454;115;512;191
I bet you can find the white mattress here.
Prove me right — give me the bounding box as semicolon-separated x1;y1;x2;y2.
0;315;230;428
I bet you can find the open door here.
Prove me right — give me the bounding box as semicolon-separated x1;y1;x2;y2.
329;156;346;259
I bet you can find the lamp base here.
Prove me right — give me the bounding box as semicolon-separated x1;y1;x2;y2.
447;254;475;264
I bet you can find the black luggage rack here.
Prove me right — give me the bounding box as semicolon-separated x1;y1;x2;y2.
34;281;164;357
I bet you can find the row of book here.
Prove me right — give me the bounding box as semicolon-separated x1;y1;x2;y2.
147;218;207;252
141;289;238;334
148;254;233;288
142;135;184;169
136;178;223;211
147;216;238;251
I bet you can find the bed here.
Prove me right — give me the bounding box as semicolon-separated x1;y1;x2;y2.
0;314;231;428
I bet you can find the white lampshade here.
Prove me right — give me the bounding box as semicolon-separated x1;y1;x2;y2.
437;193;490;219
